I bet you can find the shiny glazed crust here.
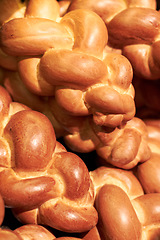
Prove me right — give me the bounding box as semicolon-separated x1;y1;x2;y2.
82;166;160;239
0;86;98;233
67;0;160;80
0;0;152;169
0;0;135;130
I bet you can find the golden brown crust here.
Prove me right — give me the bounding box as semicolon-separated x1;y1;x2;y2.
0;86;98;233
95;185;160;240
0;5;135;129
85;166;160;240
67;0;159;80
90;166;144;199
0;223;84;239
96;185;142;240
14;224;56;240
63;116;151;169
0;224;56;240
68;0;156;24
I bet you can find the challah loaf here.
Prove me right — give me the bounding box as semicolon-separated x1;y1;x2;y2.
0;0;135;130
67;0;160;80
3;68;149;169
0;85;97;233
64;117;151;169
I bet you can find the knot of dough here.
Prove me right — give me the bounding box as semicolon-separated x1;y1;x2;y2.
64;117;151;169
67;0;158;80
0;86;97;233
0;1;135;128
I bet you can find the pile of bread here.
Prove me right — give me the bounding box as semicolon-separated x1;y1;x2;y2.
0;0;160;239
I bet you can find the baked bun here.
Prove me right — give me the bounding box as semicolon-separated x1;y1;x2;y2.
0;86;97;233
64;117;151;169
67;0;159;80
0;0;135;130
3;69;149;170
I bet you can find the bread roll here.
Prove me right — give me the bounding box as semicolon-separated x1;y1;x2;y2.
0;86;97;233
0;2;135;129
67;0;159;80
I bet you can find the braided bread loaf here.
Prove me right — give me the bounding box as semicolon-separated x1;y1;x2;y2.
0;0;135;131
66;0;160;80
0;85;97;233
81;166;160;240
3;70;151;169
64;116;151;169
2;68;149;169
